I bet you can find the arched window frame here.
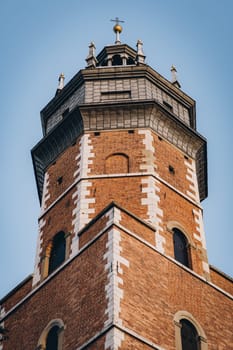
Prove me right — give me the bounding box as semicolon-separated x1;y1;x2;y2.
37;319;65;350
167;222;193;269
112;54;123;66
174;311;207;350
41;231;71;280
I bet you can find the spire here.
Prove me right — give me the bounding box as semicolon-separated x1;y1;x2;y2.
55;73;65;95
170;65;181;88
136;39;146;64
86;41;98;68
111;17;124;44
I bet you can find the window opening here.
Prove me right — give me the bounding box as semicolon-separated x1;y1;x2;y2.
173;228;189;267
163;100;173;111
181;319;199;350
57;176;63;185
112;54;123;66
169;165;175;174
48;232;66;274
127;57;135;65
46;325;59;350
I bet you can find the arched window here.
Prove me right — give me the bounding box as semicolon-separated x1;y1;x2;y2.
112;54;123;66
127;57;135;65
37;319;64;350
173;228;189;267
174;311;207;350
180;319;199;350
48;231;66;274
46;325;59;350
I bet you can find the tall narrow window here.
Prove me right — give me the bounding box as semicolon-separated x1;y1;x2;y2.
180;319;199;350
46;325;59;350
48;231;66;274
173;228;189;267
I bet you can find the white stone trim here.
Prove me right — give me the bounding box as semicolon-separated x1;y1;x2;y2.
0;307;6;350
141;176;164;251
105;207;122;228
138;129;156;173
193;233;202;242
192;209;207;249
74;134;94;181
105;327;125;350
70;134;95;257
41;171;50;213
104;228;129;337
185;159;200;202
155;231;166;254
71;181;95;257
202;261;210;273
192;208;209;274
32;218;46;286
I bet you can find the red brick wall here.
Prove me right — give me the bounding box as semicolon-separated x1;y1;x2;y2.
210;266;233;295
37;127;207;283
1;276;32;313
119;230;233;349
153;134;193;196
89;130;145;175
88;176;147;220
1;214;232;349
159;182;205;276
45;136;82;208
2;234;109;350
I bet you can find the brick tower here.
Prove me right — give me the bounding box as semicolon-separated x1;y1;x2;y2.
0;24;232;350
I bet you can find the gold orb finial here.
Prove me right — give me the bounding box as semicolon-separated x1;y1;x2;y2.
111;17;124;44
113;23;122;33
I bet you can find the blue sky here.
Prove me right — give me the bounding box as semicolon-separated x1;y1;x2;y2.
0;0;232;298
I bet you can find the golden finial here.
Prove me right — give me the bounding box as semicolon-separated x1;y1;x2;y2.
113;23;123;34
111;17;124;44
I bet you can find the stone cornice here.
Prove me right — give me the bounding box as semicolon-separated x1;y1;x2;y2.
32;99;207;202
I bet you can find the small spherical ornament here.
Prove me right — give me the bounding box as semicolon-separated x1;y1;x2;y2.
113;24;122;33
